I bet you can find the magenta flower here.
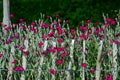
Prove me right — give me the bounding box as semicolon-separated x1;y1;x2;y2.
80;26;87;30
71;29;75;35
41;23;49;28
60;52;69;58
56;14;60;17
14;66;24;72
38;41;43;47
48;32;55;37
103;23;110;27
23;50;29;55
57;47;66;52
106;18;116;25
106;50;112;54
102;74;113;80
42;35;47;40
86;19;91;23
19;18;24;23
33;29;38;34
56;26;62;30
94;29;100;34
57;39;63;44
0;53;3;58
80;34;87;40
13;23;18;27
57;59;63;65
46;15;51;19
4;27;10;31
50;47;57;53
53;21;58;25
10;14;14;18
65;20;69;24
57;29;63;35
90;68;95;73
100;28;105;32
114;40;119;45
30;22;37;26
49;68;57;75
13;33;20;39
19;47;24;51
20;26;26;30
81;63;87;68
12;60;18;64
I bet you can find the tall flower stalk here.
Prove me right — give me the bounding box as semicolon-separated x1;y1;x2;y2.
51;39;57;80
66;39;75;80
112;42;118;80
37;40;48;80
21;39;28;80
95;40;103;80
7;42;15;80
82;40;86;80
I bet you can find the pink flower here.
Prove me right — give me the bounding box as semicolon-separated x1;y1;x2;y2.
49;68;57;75
19;18;24;23
23;50;29;55
71;29;75;35
33;29;38;34
48;32;55;37
106;18;116;25
19;47;24;51
114;40;119;45
12;60;18;64
57;39;63;44
57;47;66;52
103;23;110;27
38;42;43;47
53;21;58;25
56;14;60;17
0;53;3;58
10;14;14;18
13;23;18;27
14;66;24;72
57;59;63;65
102;74;113;80
100;28;105;32
94;27;100;34
57;29;63;35
46;15;51;19
56;26;62;30
81;63;87;68
42;35;47;40
41;23;49;28
20;26;26;30
50;47;57;53
13;33;20;39
65;20;69;24
60;52;69;58
86;20;91;23
30;22;37;26
4;27;10;31
80;34;87;40
90;68;95;73
106;50;112;54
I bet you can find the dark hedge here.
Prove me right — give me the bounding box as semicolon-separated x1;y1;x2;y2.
0;0;120;27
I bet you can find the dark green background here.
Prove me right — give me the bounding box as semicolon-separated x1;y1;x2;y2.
0;0;120;26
